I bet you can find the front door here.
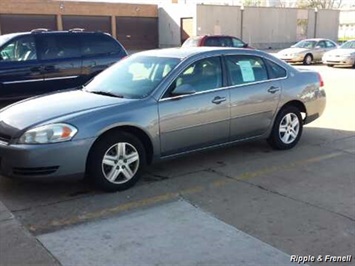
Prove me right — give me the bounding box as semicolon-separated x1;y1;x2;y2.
158;56;230;156
0;35;44;101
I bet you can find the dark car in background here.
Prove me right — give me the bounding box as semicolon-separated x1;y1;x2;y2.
182;35;253;49
0;29;127;103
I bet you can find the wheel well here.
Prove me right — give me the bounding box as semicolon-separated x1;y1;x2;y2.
94;126;154;164
280;101;307;121
305;53;313;59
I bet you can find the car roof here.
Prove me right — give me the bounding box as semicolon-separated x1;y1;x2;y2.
1;30;109;37
189;35;237;39
132;47;266;60
300;38;332;41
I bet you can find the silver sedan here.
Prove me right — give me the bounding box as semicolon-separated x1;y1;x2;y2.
322;40;355;67
0;47;326;191
277;38;338;65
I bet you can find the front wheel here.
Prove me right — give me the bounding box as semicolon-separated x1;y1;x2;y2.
267;106;303;150
86;132;146;192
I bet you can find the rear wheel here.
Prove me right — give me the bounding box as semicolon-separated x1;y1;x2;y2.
267;106;303;150
86;132;146;192
303;54;313;65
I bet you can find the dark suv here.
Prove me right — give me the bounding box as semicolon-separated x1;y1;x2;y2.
0;29;127;102
182;35;253;49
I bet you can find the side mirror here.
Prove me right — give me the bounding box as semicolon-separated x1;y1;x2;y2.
243;43;249;48
291;44;296;48
171;84;196;96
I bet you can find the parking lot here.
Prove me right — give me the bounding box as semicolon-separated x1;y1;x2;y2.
0;63;354;265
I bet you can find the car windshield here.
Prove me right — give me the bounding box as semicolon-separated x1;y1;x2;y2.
340;40;355;49
84;55;181;99
293;40;317;49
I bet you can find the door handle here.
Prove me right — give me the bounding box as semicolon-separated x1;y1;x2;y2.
212;96;226;104
267;86;280;94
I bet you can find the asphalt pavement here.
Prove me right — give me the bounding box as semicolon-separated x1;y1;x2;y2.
0;64;354;266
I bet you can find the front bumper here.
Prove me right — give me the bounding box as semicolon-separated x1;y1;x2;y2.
322;57;355;66
0;137;96;179
278;55;304;63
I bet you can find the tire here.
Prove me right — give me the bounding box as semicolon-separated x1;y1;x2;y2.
86;132;146;192
303;54;313;65
327;64;334;67
267;106;303;150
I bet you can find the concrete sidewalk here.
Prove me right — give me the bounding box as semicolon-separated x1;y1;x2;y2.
1;199;296;266
0;201;59;266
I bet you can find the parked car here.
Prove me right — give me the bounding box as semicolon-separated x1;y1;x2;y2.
0;29;127;103
276;38;338;65
182;35;253;49
322;39;355;67
0;47;326;191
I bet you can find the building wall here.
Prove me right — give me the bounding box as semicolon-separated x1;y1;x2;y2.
242;7;299;48
195;5;241;37
160;4;340;49
158;3;196;48
339;9;355;39
316;9;340;40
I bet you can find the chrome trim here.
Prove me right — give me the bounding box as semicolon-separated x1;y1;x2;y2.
159;86;230;102
2;76;78;85
3;79;43;85
45;76;78;81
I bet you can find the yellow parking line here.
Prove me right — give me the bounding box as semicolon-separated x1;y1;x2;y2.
30;151;343;234
236;152;343;181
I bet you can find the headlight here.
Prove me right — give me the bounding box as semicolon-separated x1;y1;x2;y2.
19;123;78;144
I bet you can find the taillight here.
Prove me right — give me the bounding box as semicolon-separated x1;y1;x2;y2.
318;72;324;87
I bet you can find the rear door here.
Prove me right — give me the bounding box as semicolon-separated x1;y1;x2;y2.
225;55;282;140
36;33;82;93
0;34;44;100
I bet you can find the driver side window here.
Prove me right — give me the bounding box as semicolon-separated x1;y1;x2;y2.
0;36;37;62
168;57;222;97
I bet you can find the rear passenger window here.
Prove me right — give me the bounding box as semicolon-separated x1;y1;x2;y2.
38;35;80;60
226;55;268;85
204;37;221;46
81;34;121;56
265;59;287;79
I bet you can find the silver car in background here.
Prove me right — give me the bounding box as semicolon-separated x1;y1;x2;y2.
322;40;355;67
277;38;338;65
0;47;326;191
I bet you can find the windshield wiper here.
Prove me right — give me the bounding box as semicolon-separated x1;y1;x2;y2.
88;90;124;98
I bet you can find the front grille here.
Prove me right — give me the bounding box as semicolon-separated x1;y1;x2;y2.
13;166;59;176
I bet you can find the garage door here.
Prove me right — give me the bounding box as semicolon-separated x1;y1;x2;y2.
62;16;111;33
116;17;158;50
0;15;56;34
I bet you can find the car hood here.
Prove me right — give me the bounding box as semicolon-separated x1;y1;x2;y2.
0;90;131;133
279;48;309;54
324;48;355;56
